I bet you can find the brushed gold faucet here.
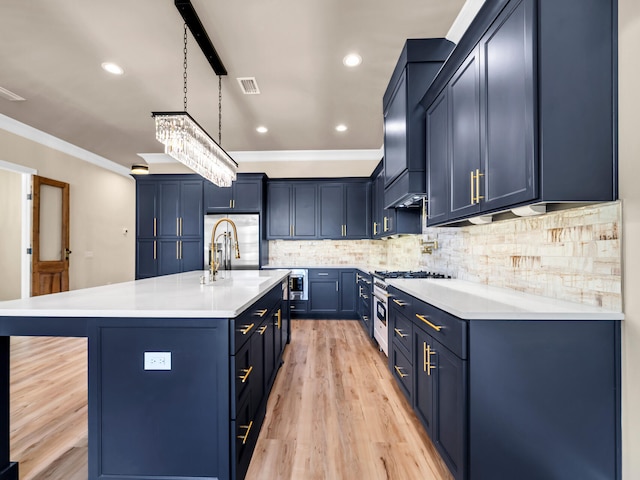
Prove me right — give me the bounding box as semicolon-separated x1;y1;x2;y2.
209;218;241;279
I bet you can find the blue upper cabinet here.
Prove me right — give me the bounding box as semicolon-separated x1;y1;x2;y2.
319;181;371;239
383;39;455;209
423;0;616;226
204;173;265;212
266;182;317;239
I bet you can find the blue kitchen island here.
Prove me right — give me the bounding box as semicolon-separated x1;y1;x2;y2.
0;269;290;480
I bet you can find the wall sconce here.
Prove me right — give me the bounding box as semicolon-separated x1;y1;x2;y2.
130;164;149;175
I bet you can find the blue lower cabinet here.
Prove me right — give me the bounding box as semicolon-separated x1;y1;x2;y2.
387;286;620;480
415;326;467;480
305;269;359;319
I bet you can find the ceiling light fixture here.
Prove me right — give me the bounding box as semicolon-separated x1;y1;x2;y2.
256;126;268;133
101;62;124;75
336;124;348;132
130;164;149;175
152;7;237;187
343;53;362;67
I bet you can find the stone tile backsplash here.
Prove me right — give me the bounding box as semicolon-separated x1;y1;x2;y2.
268;201;622;310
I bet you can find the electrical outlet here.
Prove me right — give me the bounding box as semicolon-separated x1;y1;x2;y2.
144;351;171;371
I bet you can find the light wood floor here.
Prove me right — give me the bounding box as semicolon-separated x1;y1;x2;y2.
9;321;452;480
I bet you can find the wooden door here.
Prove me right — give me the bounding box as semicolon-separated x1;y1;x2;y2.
31;175;70;296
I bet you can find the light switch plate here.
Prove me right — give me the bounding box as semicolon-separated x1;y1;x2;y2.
144;351;171;371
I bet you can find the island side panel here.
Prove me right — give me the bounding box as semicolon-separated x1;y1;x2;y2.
0;336;18;480
469;319;621;480
88;318;230;480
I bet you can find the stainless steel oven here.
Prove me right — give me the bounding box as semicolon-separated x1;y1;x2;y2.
289;269;308;300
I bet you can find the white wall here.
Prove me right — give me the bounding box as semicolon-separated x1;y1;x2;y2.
0;168;22;300
0;128;136;291
618;0;640;476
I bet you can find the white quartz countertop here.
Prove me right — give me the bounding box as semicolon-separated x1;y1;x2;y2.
387;279;624;321
0;270;290;318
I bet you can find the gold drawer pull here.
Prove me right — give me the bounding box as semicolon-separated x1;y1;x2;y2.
392;298;408;307
239;366;253;383
237;420;254;444
394;328;407;338
394;365;408;378
254;308;269;317
239;323;255;335
276;309;282;329
415;314;442;332
259;325;268;335
424;342;436;375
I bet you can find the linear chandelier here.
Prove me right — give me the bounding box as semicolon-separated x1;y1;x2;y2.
153;2;237;187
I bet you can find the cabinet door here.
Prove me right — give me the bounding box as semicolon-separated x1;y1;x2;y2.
372;173;384;238
480;0;536;211
339;270;357;315
426;89;450;225
292;184;317;238
449;48;481;219
273;306;283;364
180;238;203;273
433;340;466;480
309;280;339;313
249;327;265;417
414;328;436;438
262;319;276;389
319;184;344;239
266;184;292;238
179;180;203;237
233;178;262;211
136;240;157;279
136;182;157;238
204;181;233;211
345;183;369;238
383;70;408;187
157;239;181;276
158;182;180;237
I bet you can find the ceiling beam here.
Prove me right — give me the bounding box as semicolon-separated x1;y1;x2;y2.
174;0;227;76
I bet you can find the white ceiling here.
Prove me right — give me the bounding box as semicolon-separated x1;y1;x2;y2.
0;0;468;175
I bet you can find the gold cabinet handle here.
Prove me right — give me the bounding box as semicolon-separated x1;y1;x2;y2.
290;225;294;237
254;308;269;317
362;294;369;299
153;217;157;237
259;325;268;335
475;169;484;203
363;315;369;322
394;365;408;378
153;240;156;260
179;240;182;259
392;298;408;307
176;241;179;259
415;314;442;332
230;199;233;209
394;328;407;338
470;170;475;204
424;342;436;375
373;222;378;236
383;216;389;232
277;309;282;329
176;217;180;236
237;420;254;444
239;366;253;383
239;323;255;335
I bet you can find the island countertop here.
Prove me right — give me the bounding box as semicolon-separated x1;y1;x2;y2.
0;270;290;318
387;278;624;321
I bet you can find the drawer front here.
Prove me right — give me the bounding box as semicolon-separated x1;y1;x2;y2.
290;300;308;314
392;310;413;358
388;288;414;316
232;285;281;353
413;300;467;359
309;268;339;280
391;343;413;402
233;339;255;413
234;393;259;480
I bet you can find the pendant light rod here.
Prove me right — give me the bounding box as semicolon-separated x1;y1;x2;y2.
174;0;227;76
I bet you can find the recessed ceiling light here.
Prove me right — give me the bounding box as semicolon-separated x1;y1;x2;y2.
101;62;124;75
335;124;348;132
343;53;362;67
256;126;268;133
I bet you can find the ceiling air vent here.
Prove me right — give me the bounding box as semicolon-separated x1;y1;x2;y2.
0;86;25;102
237;77;260;95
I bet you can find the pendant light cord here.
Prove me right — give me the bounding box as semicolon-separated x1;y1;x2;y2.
218;75;222;145
183;23;188;111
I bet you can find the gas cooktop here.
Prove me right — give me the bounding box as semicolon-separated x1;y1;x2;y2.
373;270;450;279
